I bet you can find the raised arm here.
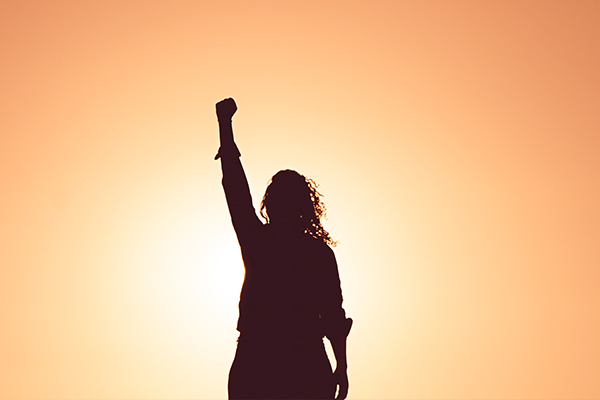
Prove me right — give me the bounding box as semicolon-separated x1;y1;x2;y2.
214;98;262;241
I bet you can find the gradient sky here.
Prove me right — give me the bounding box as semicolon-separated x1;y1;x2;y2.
1;1;599;399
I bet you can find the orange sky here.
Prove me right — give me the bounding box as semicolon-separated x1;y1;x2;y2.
1;1;599;399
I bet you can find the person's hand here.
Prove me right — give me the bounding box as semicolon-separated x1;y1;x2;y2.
333;367;349;400
216;98;237;121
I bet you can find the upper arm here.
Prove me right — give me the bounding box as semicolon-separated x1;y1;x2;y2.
220;153;263;242
319;246;349;336
321;246;343;306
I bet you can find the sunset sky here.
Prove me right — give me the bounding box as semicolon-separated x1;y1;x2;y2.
1;1;599;399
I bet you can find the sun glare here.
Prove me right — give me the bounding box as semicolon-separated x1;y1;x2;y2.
206;241;245;311
113;175;245;353
149;220;242;325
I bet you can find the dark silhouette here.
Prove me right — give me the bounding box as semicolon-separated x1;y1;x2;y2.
214;98;352;400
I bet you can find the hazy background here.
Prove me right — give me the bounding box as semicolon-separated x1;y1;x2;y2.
1;1;599;399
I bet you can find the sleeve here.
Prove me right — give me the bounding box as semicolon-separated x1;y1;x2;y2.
217;142;263;245
320;246;352;339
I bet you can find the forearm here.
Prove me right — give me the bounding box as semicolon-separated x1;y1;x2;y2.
219;119;234;146
330;325;351;399
217;118;250;201
215;118;239;160
330;336;348;370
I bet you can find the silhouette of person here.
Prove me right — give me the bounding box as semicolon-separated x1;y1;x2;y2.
214;98;352;399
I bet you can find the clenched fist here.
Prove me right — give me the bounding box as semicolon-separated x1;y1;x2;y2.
216;98;237;121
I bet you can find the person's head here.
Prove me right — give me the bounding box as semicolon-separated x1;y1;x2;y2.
260;169;335;246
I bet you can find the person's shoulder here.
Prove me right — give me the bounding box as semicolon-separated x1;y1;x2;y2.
305;234;335;256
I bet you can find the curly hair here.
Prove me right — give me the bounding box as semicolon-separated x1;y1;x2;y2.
260;170;337;247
